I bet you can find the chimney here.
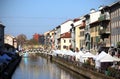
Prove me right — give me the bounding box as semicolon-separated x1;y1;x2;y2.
90;8;95;13
99;5;103;10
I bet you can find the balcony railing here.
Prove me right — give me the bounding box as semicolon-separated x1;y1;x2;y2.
99;28;110;35
85;34;90;42
98;12;110;21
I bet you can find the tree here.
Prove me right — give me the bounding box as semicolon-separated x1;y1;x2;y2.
27;38;39;45
16;34;27;47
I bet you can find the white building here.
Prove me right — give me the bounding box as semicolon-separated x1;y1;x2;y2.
55;20;73;50
60;32;71;50
4;34;18;49
60;20;73;34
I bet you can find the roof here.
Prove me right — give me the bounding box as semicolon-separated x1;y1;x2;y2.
73;18;80;22
60;32;71;38
0;23;5;28
109;1;120;7
5;34;15;38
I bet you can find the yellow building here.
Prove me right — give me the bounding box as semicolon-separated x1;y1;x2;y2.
90;22;100;50
79;20;86;50
73;18;85;50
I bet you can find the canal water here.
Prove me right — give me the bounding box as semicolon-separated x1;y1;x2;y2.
12;54;88;79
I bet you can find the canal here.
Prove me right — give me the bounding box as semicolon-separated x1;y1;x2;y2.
12;54;88;79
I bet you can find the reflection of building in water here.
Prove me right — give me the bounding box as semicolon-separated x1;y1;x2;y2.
61;69;71;79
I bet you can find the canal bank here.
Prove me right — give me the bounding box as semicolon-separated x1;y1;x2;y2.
37;53;115;79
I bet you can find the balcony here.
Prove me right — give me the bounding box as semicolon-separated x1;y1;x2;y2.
85;34;90;43
99;27;110;35
98;12;110;21
79;21;86;29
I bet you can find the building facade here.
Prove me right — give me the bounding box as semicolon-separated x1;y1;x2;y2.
89;10;101;52
33;33;40;42
60;32;71;50
0;23;5;51
4;34;17;52
84;14;91;50
79;18;86;50
56;20;73;50
109;1;120;47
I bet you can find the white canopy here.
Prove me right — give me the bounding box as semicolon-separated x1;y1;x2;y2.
54;50;75;56
54;50;63;54
63;50;75;56
82;52;95;58
75;51;84;61
100;54;120;62
95;51;107;61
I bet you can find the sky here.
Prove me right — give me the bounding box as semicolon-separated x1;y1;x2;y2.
0;0;118;39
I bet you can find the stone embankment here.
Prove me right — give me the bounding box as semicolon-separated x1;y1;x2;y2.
37;53;115;79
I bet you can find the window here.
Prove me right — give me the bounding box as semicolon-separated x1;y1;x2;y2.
64;40;66;43
69;40;71;43
119;9;120;16
119;21;120;27
80;31;84;36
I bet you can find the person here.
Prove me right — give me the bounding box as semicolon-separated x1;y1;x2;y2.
69;45;74;52
108;46;115;56
80;47;83;51
75;47;79;53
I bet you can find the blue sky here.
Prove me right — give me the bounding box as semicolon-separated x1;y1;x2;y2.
0;0;118;39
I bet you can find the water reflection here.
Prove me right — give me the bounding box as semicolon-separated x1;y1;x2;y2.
12;54;87;79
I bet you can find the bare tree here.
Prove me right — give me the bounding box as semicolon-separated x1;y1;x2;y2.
16;34;27;47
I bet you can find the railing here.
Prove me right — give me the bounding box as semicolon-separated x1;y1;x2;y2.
98;12;110;21
99;28;110;35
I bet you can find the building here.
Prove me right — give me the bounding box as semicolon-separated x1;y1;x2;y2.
71;17;85;50
54;26;60;49
33;33;40;42
89;10;101;52
55;20;73;50
39;34;44;45
98;6;111;48
84;14;91;50
79;17;86;50
60;32;71;50
44;31;50;49
109;1;120;47
4;34;17;52
49;29;55;50
0;23;5;51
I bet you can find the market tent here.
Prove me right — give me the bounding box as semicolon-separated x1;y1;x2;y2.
80;52;95;63
65;50;75;56
113;56;120;61
54;50;63;54
75;51;84;61
82;52;95;58
95;51;107;68
100;54;120;62
95;51;107;61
